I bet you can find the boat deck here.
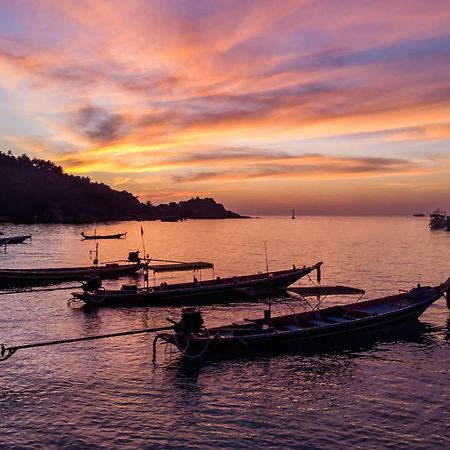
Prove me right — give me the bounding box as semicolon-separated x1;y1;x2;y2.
206;287;435;339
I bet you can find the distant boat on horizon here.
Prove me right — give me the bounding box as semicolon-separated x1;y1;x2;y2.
81;231;127;240
291;210;295;219
413;213;425;217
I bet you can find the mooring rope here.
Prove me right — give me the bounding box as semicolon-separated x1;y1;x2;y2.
0;324;175;362
0;284;82;296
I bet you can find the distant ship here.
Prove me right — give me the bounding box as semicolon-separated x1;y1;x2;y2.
413;213;425;217
429;209;447;230
291;210;295;219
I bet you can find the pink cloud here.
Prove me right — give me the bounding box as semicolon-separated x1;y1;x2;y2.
1;0;450;214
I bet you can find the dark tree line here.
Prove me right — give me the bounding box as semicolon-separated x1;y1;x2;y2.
0;152;244;223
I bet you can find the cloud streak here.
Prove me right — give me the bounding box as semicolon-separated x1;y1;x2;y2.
0;0;449;213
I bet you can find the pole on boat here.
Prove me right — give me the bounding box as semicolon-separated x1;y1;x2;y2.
264;241;269;274
89;243;99;266
140;226;150;289
263;241;272;326
0;324;175;362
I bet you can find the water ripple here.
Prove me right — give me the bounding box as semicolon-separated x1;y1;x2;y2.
1;217;449;448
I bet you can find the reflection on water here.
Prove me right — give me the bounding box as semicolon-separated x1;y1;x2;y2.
1;217;450;448
166;319;439;385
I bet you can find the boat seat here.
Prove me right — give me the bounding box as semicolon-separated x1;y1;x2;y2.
280;324;303;331
307;319;331;327
324;315;350;323
342;309;372;318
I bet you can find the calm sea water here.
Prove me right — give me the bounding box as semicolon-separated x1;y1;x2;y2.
1;217;449;449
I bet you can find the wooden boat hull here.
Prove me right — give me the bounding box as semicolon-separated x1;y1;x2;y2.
0;263;142;287
73;263;322;307
0;235;32;245
81;232;127;240
157;282;448;358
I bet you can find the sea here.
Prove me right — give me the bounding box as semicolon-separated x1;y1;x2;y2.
1;216;449;449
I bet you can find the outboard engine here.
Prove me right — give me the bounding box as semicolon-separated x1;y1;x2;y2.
82;276;102;292
173;308;204;335
407;284;430;299
128;251;141;263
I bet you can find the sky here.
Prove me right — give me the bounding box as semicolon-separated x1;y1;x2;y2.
0;0;449;215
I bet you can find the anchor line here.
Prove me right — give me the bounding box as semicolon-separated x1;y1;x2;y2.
0;284;83;296
1;325;175;362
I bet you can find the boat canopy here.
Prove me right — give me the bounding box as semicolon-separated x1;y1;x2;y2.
147;261;214;273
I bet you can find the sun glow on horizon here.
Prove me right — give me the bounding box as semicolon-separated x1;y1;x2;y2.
1;0;449;214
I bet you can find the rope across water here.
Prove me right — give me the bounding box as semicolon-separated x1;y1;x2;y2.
0;325;174;362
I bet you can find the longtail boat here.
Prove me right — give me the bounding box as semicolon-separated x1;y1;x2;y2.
81;231;127;240
153;279;450;359
2;278;447;365
71;262;323;307
0;235;32;245
0;252;142;287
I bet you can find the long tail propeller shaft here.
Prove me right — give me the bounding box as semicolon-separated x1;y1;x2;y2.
0;325;174;362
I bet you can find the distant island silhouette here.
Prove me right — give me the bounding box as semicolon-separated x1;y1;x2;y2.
0;152;248;223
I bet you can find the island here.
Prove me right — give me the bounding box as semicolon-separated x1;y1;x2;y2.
0;152;248;223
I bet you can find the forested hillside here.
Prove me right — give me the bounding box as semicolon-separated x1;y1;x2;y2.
0;152;245;223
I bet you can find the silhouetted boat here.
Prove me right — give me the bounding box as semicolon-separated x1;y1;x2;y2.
288;285;365;296
160;217;180;222
413;213;425;217
154;279;450;359
0;235;32;245
81;232;127;240
0;263;142;287
291;210;295;219
0;252;142;287
429;209;447;229
71;262;323;307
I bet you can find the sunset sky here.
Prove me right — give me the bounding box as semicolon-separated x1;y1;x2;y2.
0;0;449;215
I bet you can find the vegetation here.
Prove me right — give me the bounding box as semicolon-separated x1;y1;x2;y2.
0;152;245;223
154;197;243;220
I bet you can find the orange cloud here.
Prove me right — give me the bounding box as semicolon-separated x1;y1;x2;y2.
1;0;450;214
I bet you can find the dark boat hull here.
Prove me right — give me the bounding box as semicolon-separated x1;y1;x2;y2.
429;210;447;229
73;263;322;307
0;235;32;245
81;233;127;240
0;264;142;287
159;283;447;358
